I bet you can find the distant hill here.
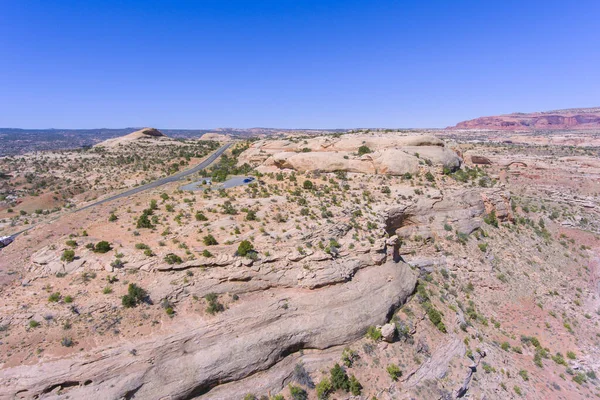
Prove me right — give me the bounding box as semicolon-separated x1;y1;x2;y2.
95;127;170;147
450;107;600;131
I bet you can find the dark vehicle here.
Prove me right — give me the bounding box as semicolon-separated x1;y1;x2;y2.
243;177;255;183
0;236;14;249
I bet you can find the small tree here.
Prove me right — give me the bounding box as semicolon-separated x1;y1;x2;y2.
330;363;349;391
136;213;153;229
61;249;75;263
358;145;372;156
303;180;314;190
237;240;254;257
195;211;208;221
121;283;148;308
203;234;218;246
164;253;183;265
94;241;112;253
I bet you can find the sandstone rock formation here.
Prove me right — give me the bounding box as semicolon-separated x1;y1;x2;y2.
0;261;416;399
238;134;461;175
95;127;169;147
450;107;600;131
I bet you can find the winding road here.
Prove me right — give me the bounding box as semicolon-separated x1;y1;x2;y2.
7;143;231;239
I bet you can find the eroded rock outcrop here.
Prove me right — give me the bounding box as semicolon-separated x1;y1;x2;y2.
239;134;461;175
0;261;417;399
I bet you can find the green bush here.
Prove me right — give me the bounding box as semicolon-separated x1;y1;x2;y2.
94;241;112;253
426;304;447;333
205;293;224;314
48;292;61;302
366;325;382;341
136;213;153;229
425;171;435;182
330;363;349;391
289;384;307;400
195;211;208;221
203;234;218;246
202;249;213;257
348;375;362;395
315;377;332;399
121;283;148;308
164;253;183;264
358;145;372;156
237;240;254;257
483;210;498;227
61;249;75;262
518;369;529;381
303;180;314;190
387;363;402;381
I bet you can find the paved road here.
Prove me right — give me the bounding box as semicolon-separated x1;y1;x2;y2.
8;143;231;239
180;176;255;191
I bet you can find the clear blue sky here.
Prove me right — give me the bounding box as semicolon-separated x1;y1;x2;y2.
1;1;598;129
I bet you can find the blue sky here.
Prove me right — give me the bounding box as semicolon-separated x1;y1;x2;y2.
1;0;598;129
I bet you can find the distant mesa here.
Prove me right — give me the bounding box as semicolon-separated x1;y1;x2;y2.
96;127;168;147
449;107;600;131
199;132;232;141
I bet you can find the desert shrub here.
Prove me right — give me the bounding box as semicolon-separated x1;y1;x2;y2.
366;325;382;341
203;234;218;246
65;240;78;247
348;375;362;395
61;337;73;347
64;295;73;303
202;249;213;257
164;253;183;264
29;320;40;328
135;243;150;250
315;377;332;400
567;351;576;359
573;372;587;385
94;241;112;253
205;292;224;314
425;304;447;333
61;249;75;262
195;211;208;221
425;171;435;182
121;283;148;308
237;240;254;257
303;180;313;190
387;363;402;381
108;213;118;222
358;145;371;155
136;213;153;229
245;210;257;221
330;363;349;391
483;210;498;227
519;369;529;381
48;292;61;302
289;384;308;400
514;386;522;396
342;347;359;367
